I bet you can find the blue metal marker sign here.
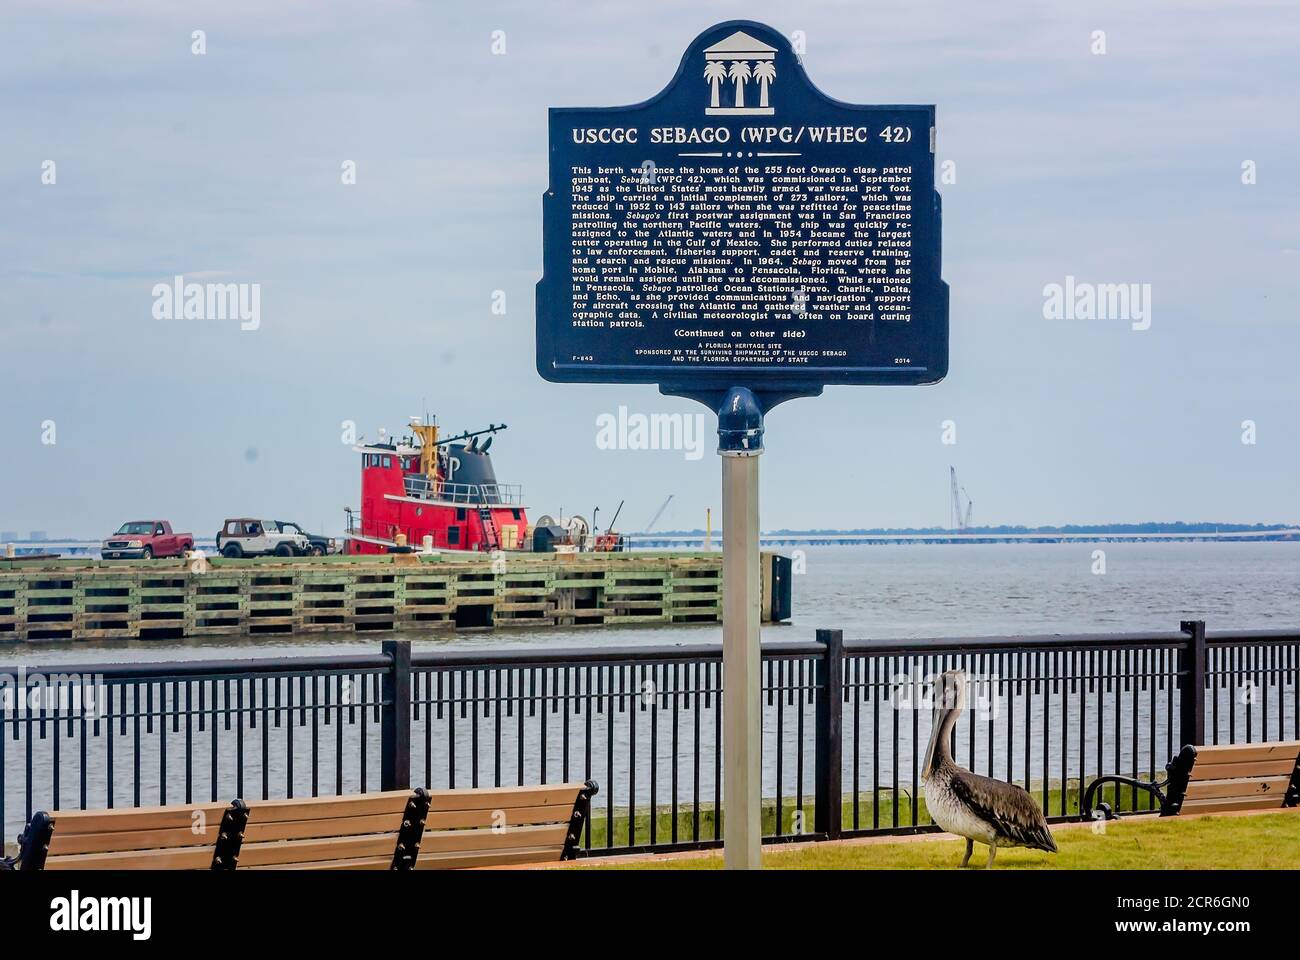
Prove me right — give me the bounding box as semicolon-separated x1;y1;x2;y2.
537;20;948;400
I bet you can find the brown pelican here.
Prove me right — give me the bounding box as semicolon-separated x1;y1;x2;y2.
922;669;1058;867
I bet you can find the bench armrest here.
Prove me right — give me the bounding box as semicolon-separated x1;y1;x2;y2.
4;811;55;871
211;799;250;870
1081;775;1167;821
1081;744;1198;820
561;780;599;860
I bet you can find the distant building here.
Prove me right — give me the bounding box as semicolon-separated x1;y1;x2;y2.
29;531;48;542
0;531;16;543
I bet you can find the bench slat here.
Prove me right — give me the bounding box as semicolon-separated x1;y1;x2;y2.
1181;795;1292;814
238;832;400;867
45;845;216;870
248;855;394;870
244;792;411;824
1192;741;1300;766
1191;758;1298;781
416;844;570;870
44;802;229;836
251;846;570;870
419;822;569;854
237;803;576;843
1184;775;1291;801
423;782;588;813
241;783;585;821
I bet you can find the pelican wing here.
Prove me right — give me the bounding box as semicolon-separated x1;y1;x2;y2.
949;770;1058;852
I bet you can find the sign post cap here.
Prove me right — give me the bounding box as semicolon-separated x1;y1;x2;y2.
717;386;764;456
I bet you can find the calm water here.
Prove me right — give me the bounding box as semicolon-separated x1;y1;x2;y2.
5;541;1299;667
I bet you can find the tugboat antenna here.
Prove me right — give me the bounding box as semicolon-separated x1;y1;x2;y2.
434;423;509;446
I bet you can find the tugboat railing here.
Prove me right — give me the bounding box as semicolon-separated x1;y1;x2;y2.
400;476;522;506
476;483;521;506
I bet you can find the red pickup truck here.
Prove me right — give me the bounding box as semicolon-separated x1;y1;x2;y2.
101;521;194;560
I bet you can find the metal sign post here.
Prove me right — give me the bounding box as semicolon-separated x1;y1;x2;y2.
718;387;763;868
537;20;949;870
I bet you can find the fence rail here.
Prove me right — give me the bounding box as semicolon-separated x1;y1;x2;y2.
3;621;1298;854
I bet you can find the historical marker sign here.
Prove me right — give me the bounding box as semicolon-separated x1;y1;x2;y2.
537;19;948;399
537;19;951;871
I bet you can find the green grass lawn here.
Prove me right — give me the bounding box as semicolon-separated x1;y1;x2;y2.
592;811;1300;870
583;780;1162;849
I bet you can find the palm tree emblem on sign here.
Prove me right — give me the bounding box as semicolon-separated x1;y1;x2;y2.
727;60;753;109
753;60;776;109
703;30;777;115
704;61;728;109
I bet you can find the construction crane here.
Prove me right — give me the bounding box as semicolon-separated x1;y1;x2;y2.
643;495;674;533
949;467;974;531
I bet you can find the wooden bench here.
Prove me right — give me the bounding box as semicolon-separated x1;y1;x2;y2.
1082;741;1300;820
3;780;597;870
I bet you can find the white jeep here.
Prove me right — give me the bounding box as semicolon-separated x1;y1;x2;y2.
216;518;309;558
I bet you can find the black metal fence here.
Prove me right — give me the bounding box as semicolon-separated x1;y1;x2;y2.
3;621;1297;855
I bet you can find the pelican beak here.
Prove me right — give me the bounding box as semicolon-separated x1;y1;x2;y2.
921;698;941;776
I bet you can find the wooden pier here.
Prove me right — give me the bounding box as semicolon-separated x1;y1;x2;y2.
0;552;791;642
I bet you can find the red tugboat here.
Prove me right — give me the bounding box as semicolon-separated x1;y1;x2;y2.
345;418;529;554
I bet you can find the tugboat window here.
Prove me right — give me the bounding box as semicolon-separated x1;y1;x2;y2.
447;527;460;545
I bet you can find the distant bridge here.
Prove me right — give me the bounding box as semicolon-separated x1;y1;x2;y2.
625;528;1300;548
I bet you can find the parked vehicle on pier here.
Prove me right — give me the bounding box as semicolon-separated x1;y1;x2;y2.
215;518;309;558
101;521;194;560
274;520;337;556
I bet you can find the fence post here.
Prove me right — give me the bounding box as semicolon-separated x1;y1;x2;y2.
814;628;844;840
381;639;412;791
1178;620;1206;748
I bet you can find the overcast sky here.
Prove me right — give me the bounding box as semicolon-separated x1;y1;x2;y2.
2;0;1298;537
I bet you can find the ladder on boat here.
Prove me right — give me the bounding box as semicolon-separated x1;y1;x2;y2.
477;497;501;552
